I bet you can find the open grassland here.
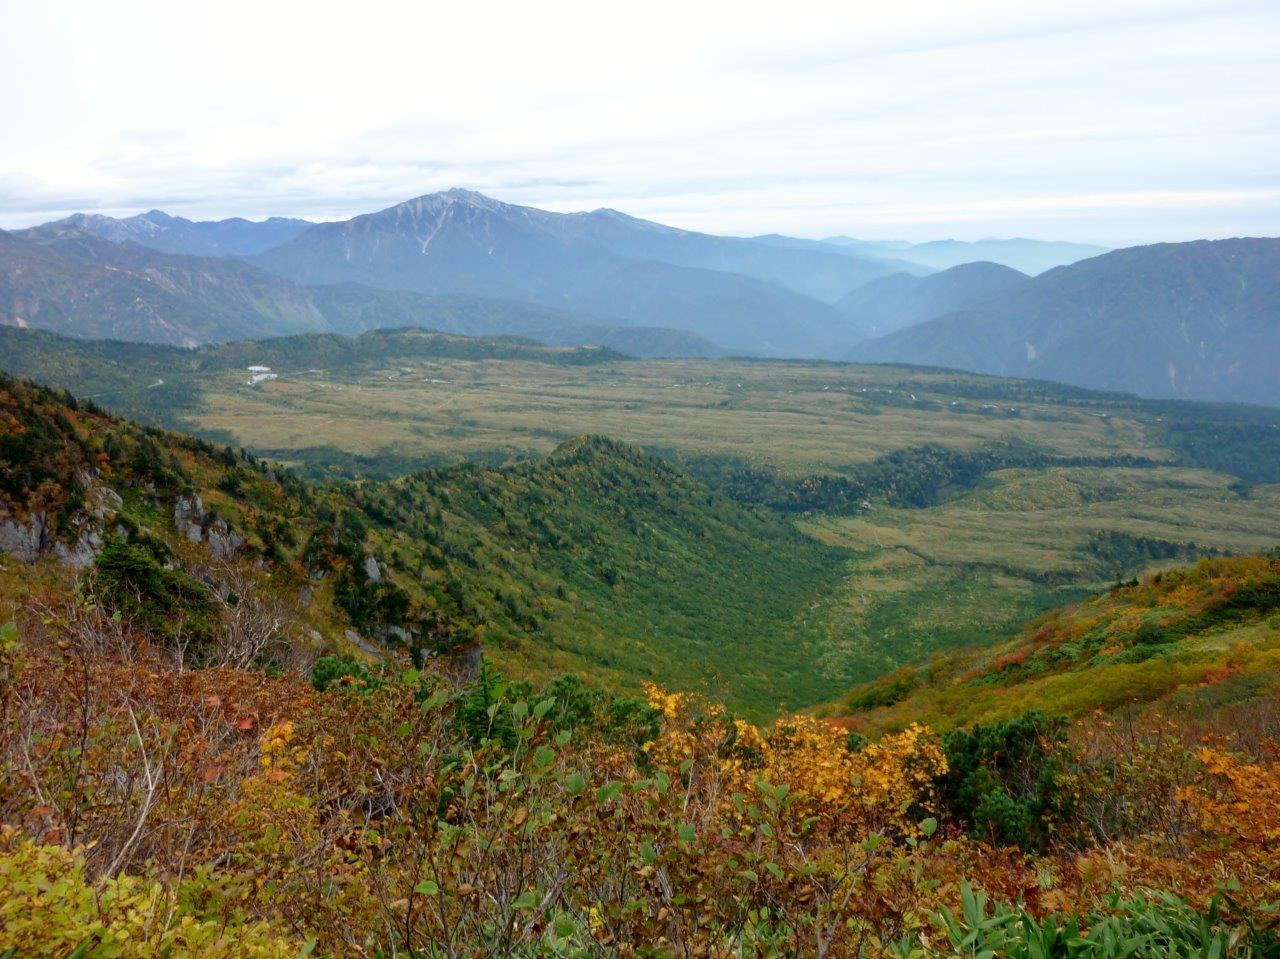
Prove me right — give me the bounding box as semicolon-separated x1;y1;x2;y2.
807;467;1280;577
796;466;1280;682
190;357;1166;476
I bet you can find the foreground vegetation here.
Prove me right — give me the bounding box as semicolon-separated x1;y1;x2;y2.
3;603;1280;957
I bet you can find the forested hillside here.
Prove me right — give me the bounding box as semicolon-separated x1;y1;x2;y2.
4;530;1279;956
0;372;845;714
2;331;1280;959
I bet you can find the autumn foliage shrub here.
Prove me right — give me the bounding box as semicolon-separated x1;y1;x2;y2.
4;611;1280;957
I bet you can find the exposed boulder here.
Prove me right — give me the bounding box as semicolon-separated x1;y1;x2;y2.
0;477;120;566
373;624;411;645
53;528;103;568
343;628;382;657
174;495;205;544
206;518;245;562
0;509;49;563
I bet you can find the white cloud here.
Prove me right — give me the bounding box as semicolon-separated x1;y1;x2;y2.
0;0;1275;242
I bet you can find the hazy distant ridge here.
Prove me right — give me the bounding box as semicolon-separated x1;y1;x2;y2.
849;238;1280;406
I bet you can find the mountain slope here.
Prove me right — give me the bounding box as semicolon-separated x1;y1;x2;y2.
0;370;846;715
256;190;617;299
52;210;313;256
258;189;899;302
307;283;722;357
836;261;1028;339
531;207;901;301
566;259;851;356
0;226;328;345
355;436;848;713
253;190;873;355
0;225;722;356
850;238;1280;406
827;552;1280;734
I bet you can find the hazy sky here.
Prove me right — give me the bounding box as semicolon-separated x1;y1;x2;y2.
1;0;1277;243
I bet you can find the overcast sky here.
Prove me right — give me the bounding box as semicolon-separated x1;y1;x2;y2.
1;0;1276;243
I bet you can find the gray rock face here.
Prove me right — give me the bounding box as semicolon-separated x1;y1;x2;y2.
53;528;103;568
92;485;123;517
173;494;244;561
0;510;49;563
174;495;205;544
0;475;118;566
206;519;245;562
373;625;411;645
363;555;383;582
343;629;382;657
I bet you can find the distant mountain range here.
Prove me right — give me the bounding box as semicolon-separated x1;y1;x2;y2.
0;223;327;345
252;189;891;354
308;284;721;358
836;261;1028;338
820;236;1110;275
54;209;313;256
849;238;1280;406
0;222;718;356
2;191;1276;406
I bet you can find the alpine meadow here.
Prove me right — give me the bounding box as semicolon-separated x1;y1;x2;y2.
2;2;1280;957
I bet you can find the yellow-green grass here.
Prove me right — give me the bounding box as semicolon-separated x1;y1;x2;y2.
822;553;1280;732
805;468;1280;578
191;358;1165;477
790;468;1280;685
824;612;1280;734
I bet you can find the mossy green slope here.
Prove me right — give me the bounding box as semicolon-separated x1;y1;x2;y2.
349;436;849;716
825;552;1280;733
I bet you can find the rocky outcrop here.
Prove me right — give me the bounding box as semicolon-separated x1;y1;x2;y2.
206;518;245;562
174;495;205;543
174;494;244;561
343;629;383;658
0;476;120;566
372;624;411;645
0;509;49;563
52;528;103;568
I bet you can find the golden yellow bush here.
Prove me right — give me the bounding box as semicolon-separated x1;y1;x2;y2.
643;685;945;832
